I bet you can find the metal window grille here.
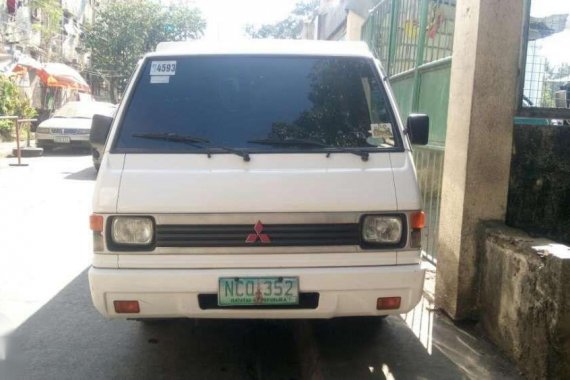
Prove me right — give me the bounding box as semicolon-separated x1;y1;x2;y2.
423;0;455;64
392;0;421;75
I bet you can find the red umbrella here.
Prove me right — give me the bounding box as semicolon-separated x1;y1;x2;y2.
35;63;91;93
9;59;91;93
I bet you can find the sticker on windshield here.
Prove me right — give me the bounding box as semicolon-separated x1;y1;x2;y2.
150;61;177;76
150;75;170;84
370;123;392;138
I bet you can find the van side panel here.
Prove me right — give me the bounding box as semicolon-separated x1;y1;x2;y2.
389;152;422;211
92;154;125;213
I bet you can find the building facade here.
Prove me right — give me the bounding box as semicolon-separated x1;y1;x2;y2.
1;0;94;68
305;0;380;41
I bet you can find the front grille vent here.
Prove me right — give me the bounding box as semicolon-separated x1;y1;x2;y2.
155;223;360;247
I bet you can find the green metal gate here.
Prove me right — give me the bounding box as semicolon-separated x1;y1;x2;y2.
362;0;456;263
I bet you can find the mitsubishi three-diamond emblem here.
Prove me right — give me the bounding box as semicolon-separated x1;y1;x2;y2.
245;221;271;243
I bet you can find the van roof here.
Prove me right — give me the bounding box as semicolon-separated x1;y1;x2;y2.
152;40;375;58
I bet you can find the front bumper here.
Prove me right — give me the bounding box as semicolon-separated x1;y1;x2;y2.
36;133;90;148
89;265;425;319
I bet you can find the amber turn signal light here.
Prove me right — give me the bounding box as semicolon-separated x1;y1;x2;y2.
90;214;104;232
376;297;401;310
113;300;140;314
411;211;425;229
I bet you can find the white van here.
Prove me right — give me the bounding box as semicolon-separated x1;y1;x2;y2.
88;40;429;320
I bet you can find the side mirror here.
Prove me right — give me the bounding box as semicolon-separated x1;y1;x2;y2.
406;114;429;145
90;114;113;145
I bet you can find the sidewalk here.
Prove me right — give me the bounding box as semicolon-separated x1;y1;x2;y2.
401;264;521;378
0;140;35;159
307;263;523;379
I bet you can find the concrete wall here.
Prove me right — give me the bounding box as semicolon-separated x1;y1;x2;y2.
479;222;570;380
507;124;570;245
345;11;364;40
0;4;39;51
314;0;377;41
435;0;524;320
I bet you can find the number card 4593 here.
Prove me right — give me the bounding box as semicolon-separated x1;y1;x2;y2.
150;61;177;76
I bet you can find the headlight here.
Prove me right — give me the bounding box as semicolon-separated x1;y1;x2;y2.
36;127;50;133
362;215;403;244
111;217;154;245
77;129;91;135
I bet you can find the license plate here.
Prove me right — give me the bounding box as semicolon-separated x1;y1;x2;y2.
218;277;299;306
54;136;70;143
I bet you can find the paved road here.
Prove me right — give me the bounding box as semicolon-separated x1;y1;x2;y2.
0;153;522;380
0;151;94;335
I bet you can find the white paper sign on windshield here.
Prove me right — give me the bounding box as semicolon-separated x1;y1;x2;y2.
150;76;169;84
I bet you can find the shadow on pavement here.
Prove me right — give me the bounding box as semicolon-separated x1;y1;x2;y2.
3;149;90;159
42;148;91;158
311;317;465;379
1;270;300;380
1;269;521;380
64;167;97;181
310;313;520;379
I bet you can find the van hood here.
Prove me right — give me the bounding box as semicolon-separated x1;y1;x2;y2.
95;152;420;214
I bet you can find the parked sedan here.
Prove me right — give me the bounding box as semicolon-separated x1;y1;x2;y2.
36;101;116;151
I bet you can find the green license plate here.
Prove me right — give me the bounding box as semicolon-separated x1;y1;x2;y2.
218;277;299;306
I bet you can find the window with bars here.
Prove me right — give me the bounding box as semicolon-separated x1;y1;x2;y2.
519;0;570;118
423;0;455;64
362;0;456;77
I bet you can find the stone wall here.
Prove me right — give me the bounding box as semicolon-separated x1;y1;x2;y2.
478;222;570;380
507;125;570;245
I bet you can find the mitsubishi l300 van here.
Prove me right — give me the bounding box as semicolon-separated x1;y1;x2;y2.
88;40;429;320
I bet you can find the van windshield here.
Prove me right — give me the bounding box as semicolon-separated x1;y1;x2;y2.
114;56;401;153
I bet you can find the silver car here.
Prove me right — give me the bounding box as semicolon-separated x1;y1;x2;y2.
36;101;116;151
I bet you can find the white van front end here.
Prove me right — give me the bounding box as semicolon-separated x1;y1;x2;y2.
88;41;427;319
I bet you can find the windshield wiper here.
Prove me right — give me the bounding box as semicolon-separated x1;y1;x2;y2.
133;133;250;161
247;138;369;161
133;132;208;144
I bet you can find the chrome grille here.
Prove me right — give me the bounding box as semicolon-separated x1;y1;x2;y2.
50;128;87;135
